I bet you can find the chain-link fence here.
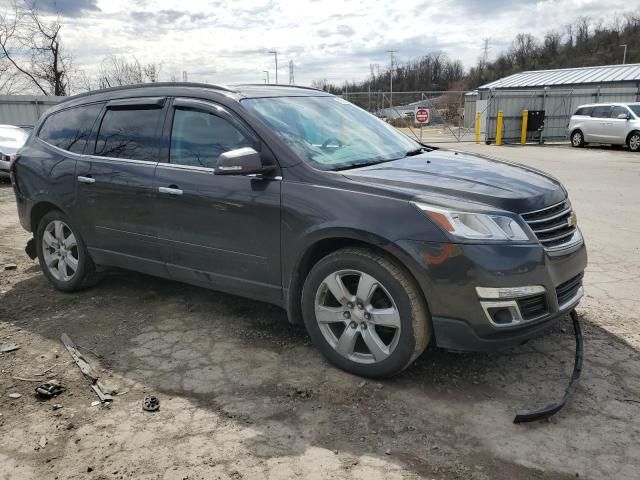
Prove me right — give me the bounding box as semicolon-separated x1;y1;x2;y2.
341;90;482;143
342;86;640;144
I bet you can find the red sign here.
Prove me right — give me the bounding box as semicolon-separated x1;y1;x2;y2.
415;107;430;124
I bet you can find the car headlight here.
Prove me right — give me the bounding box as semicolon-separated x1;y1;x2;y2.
411;201;530;241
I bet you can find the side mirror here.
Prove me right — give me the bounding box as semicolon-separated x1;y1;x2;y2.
617;113;630;120
214;147;274;176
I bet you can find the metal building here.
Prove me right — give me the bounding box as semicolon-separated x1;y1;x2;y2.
467;63;640;143
0;95;63;127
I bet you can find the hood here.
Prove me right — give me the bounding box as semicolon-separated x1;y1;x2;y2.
342;150;566;213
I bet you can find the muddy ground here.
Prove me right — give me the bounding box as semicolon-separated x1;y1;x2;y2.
1;143;640;480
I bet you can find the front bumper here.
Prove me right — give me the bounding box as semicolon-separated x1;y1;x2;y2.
396;236;587;352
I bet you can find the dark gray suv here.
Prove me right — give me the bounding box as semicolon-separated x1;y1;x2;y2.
10;83;587;378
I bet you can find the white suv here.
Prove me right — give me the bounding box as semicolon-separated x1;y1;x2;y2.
568;103;640;152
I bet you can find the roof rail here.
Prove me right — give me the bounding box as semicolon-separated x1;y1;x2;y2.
61;82;236;103
234;83;323;92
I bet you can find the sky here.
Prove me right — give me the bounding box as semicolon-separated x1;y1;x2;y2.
7;0;636;87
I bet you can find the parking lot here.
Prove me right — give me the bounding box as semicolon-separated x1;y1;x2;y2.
1;143;639;480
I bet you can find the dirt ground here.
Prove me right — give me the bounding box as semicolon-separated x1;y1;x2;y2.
1;143;640;480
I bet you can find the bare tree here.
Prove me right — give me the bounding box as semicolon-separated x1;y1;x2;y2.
98;56;163;87
0;1;71;95
142;62;162;83
0;56;23;93
310;78;329;91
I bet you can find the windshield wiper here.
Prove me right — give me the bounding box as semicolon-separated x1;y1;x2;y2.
405;147;429;157
331;159;390;171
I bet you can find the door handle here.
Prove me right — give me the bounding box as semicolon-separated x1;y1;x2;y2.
158;186;183;196
77;175;95;184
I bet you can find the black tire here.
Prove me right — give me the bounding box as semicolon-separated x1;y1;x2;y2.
570;130;585;148
302;247;431;378
627;132;640;152
36;210;102;292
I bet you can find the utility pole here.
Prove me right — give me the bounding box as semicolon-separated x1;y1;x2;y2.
620;44;628;64
288;60;295;85
386;50;397;109
263;70;270;84
268;51;278;83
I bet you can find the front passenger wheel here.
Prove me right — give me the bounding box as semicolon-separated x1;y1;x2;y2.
36;210;102;292
302;247;431;378
628;132;640;152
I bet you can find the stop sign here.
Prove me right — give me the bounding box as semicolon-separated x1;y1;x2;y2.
415;107;430;124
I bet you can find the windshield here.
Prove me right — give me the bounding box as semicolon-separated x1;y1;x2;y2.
629;105;640;117
242;96;421;170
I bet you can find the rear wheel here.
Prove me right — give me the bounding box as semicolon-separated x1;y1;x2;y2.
36;210;102;291
628;132;640;152
302;247;431;378
571;130;585;148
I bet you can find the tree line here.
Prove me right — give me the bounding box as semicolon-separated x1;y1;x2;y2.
315;13;640;93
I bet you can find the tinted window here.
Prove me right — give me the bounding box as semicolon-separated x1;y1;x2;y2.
591;106;611;118
629;105;640;117
169;109;252;168
574;106;592;116
94;107;162;161
611;106;629;118
38;104;103;153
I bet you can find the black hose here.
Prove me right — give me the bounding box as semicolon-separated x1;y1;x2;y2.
513;309;583;423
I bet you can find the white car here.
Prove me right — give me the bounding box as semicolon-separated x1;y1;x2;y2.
568;103;640;152
0;124;30;179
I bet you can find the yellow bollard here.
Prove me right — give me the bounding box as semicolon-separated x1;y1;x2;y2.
496;110;504;146
475;112;481;144
521;109;528;145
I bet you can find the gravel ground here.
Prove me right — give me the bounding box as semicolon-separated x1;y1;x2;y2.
1;143;640;480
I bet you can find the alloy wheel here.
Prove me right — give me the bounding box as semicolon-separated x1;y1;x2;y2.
42;220;79;282
314;269;401;364
572;132;582;146
630;134;640;151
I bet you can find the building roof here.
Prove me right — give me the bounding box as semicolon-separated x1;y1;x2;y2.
479;63;640;90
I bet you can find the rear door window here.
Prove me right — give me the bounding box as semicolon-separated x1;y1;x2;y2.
94;107;163;161
38;103;103;153
169;108;252;169
591;106;612;118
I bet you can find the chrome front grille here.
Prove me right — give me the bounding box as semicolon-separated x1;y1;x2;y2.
521;200;578;249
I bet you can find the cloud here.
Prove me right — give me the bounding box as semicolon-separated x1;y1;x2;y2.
58;0;633;88
26;0;100;16
130;9;208;25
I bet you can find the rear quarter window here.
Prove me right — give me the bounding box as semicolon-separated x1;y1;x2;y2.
38;103;103;153
574;107;593;116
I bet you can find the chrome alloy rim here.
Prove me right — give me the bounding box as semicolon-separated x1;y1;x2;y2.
572;132;582;146
314;269;401;364
630;134;640;151
42;220;79;282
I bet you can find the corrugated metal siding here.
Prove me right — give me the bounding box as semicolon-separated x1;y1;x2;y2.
0;95;64;126
472;85;640;142
479;63;640;89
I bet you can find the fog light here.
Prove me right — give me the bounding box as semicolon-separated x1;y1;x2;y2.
488;307;515;325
